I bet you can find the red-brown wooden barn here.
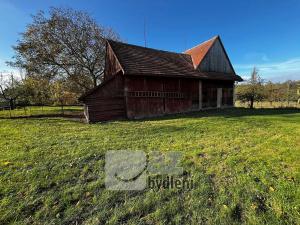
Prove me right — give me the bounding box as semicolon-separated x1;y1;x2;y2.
79;35;243;122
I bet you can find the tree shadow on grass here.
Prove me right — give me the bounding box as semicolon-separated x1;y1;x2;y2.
0;114;86;125
0;113;84;120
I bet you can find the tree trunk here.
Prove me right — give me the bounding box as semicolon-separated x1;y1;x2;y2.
9;99;15;110
250;98;254;109
61;104;64;115
93;76;97;88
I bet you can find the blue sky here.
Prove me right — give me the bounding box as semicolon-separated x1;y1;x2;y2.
0;0;300;81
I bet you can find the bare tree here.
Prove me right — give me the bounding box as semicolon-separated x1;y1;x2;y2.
8;7;120;92
0;73;23;110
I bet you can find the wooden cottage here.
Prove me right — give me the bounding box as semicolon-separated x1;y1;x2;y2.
79;35;243;122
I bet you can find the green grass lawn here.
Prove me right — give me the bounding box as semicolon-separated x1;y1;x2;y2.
0;108;299;224
0;106;83;118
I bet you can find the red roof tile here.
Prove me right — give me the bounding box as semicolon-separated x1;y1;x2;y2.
107;38;242;82
184;36;218;68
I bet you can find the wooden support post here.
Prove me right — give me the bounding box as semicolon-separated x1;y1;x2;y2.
233;82;236;107
217;88;222;108
124;78;129;119
199;80;202;110
84;105;89;123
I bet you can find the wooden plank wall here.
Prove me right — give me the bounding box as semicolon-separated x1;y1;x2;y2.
199;39;234;74
126;77;234;119
84;74;235;122
84;74;125;122
125;76;197;119
104;44;123;80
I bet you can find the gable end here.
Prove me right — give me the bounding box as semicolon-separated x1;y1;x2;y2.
104;41;124;80
198;37;235;74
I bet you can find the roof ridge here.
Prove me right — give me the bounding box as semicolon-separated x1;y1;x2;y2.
183;35;219;53
107;39;188;56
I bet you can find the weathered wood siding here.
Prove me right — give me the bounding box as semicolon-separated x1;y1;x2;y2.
125;76;198;119
199;39;234;74
104;43;123;80
84;74;125;122
83;75;235;122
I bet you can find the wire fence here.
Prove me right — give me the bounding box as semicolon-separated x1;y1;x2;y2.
235;101;300;109
0;105;84;119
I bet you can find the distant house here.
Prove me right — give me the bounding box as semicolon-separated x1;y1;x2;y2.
79;35;243;122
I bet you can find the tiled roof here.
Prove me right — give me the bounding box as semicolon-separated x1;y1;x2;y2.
107;38;242;81
184;36;217;68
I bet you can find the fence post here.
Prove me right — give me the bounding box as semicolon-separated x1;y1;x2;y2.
61;104;64;115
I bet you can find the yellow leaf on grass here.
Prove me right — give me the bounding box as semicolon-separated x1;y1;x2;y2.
269;186;275;192
251;203;257;209
2;161;12;166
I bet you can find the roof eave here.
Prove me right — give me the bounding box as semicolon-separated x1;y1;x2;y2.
124;72;244;81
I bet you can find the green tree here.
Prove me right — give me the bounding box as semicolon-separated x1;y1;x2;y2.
236;67;265;108
50;80;77;113
23;76;52;106
265;81;275;106
8;7;120;93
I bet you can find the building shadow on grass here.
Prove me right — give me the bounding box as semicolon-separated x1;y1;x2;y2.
1;107;299;124
136;107;300;122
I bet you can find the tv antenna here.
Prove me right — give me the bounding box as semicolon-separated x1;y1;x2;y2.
144;18;147;47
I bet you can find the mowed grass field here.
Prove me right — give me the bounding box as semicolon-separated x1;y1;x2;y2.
0;108;299;224
0;106;83;118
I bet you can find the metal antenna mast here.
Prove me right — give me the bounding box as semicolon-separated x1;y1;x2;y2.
144;18;147;47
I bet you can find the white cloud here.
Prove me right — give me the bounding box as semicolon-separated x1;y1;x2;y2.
235;57;300;82
244;52;270;62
